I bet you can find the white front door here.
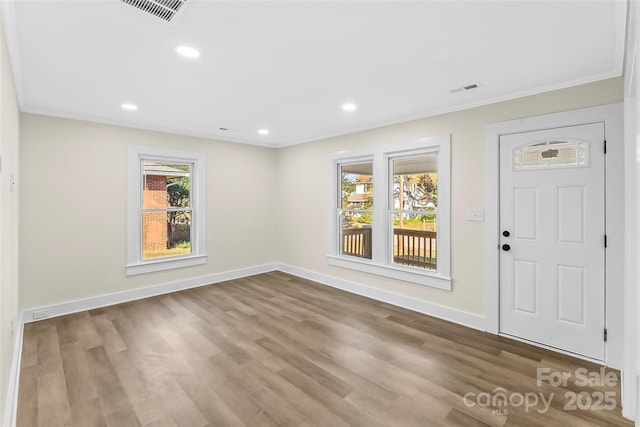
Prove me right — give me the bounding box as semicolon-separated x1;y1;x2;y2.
499;122;606;360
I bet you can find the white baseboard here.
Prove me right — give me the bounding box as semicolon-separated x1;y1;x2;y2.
3;311;24;427
275;263;485;331
22;263;278;323
22;261;482;332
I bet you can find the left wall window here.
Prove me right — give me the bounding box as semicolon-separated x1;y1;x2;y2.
127;146;206;275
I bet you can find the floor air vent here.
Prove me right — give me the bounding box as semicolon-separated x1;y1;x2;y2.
121;0;189;22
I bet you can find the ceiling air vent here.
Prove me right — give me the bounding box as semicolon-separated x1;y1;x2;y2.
121;0;190;22
450;83;481;94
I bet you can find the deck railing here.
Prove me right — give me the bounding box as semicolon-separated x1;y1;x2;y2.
341;227;436;269
341;227;372;259
393;228;437;269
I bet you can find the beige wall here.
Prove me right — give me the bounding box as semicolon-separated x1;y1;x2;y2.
276;78;623;316
0;6;20;422
19;114;278;309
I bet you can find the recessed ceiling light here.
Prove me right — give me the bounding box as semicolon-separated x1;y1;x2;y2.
342;103;357;112
121;103;138;111
258;129;269;135
175;45;200;59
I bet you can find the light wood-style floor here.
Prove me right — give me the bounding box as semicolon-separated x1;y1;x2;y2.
16;271;633;427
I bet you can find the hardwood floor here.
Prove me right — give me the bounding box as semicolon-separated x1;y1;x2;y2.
16;271;633;427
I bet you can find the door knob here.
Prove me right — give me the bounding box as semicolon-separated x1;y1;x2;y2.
502;244;511;251
503;230;510;237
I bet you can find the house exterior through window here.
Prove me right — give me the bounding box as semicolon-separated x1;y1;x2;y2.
340;160;374;259
142;162;192;259
390;154;439;270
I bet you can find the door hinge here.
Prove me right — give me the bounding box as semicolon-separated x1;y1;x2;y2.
604;140;607;154
604;235;608;248
604;328;608;342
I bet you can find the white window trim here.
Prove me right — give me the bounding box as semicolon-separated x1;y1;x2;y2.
327;135;451;290
127;145;207;275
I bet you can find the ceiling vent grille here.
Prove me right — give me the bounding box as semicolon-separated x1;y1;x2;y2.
121;0;189;22
450;83;481;94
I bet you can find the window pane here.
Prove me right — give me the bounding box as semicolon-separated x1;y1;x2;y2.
392;155;438;211
392;212;437;270
340;211;372;259
340;162;373;209
513;140;588;170
142;161;191;209
142;211;191;259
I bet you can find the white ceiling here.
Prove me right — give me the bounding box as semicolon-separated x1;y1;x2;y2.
3;0;626;148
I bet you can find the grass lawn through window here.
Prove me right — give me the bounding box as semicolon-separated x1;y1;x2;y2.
143;241;191;259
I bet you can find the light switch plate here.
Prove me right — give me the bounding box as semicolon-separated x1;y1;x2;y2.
466;208;484;222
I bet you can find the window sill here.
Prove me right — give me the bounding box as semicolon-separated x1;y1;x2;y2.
326;255;451;290
126;254;207;276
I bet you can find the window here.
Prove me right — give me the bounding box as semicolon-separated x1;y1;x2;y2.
390;154;438;270
328;135;451;290
142;161;192;259
513;139;588;170
339;160;373;259
127;145;206;275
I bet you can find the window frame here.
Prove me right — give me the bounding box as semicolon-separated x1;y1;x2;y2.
127;145;207;275
327;135;451;290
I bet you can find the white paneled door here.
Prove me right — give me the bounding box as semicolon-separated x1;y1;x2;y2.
499;122;606;360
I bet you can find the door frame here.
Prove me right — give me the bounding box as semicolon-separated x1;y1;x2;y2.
484;103;624;368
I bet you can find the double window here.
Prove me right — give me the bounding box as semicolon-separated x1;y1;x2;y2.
329;135;451;289
127;146;206;275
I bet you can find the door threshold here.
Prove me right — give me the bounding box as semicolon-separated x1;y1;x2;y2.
499;332;606;366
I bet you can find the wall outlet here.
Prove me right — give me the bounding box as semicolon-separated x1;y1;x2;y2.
466;208;484;222
33;310;49;320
